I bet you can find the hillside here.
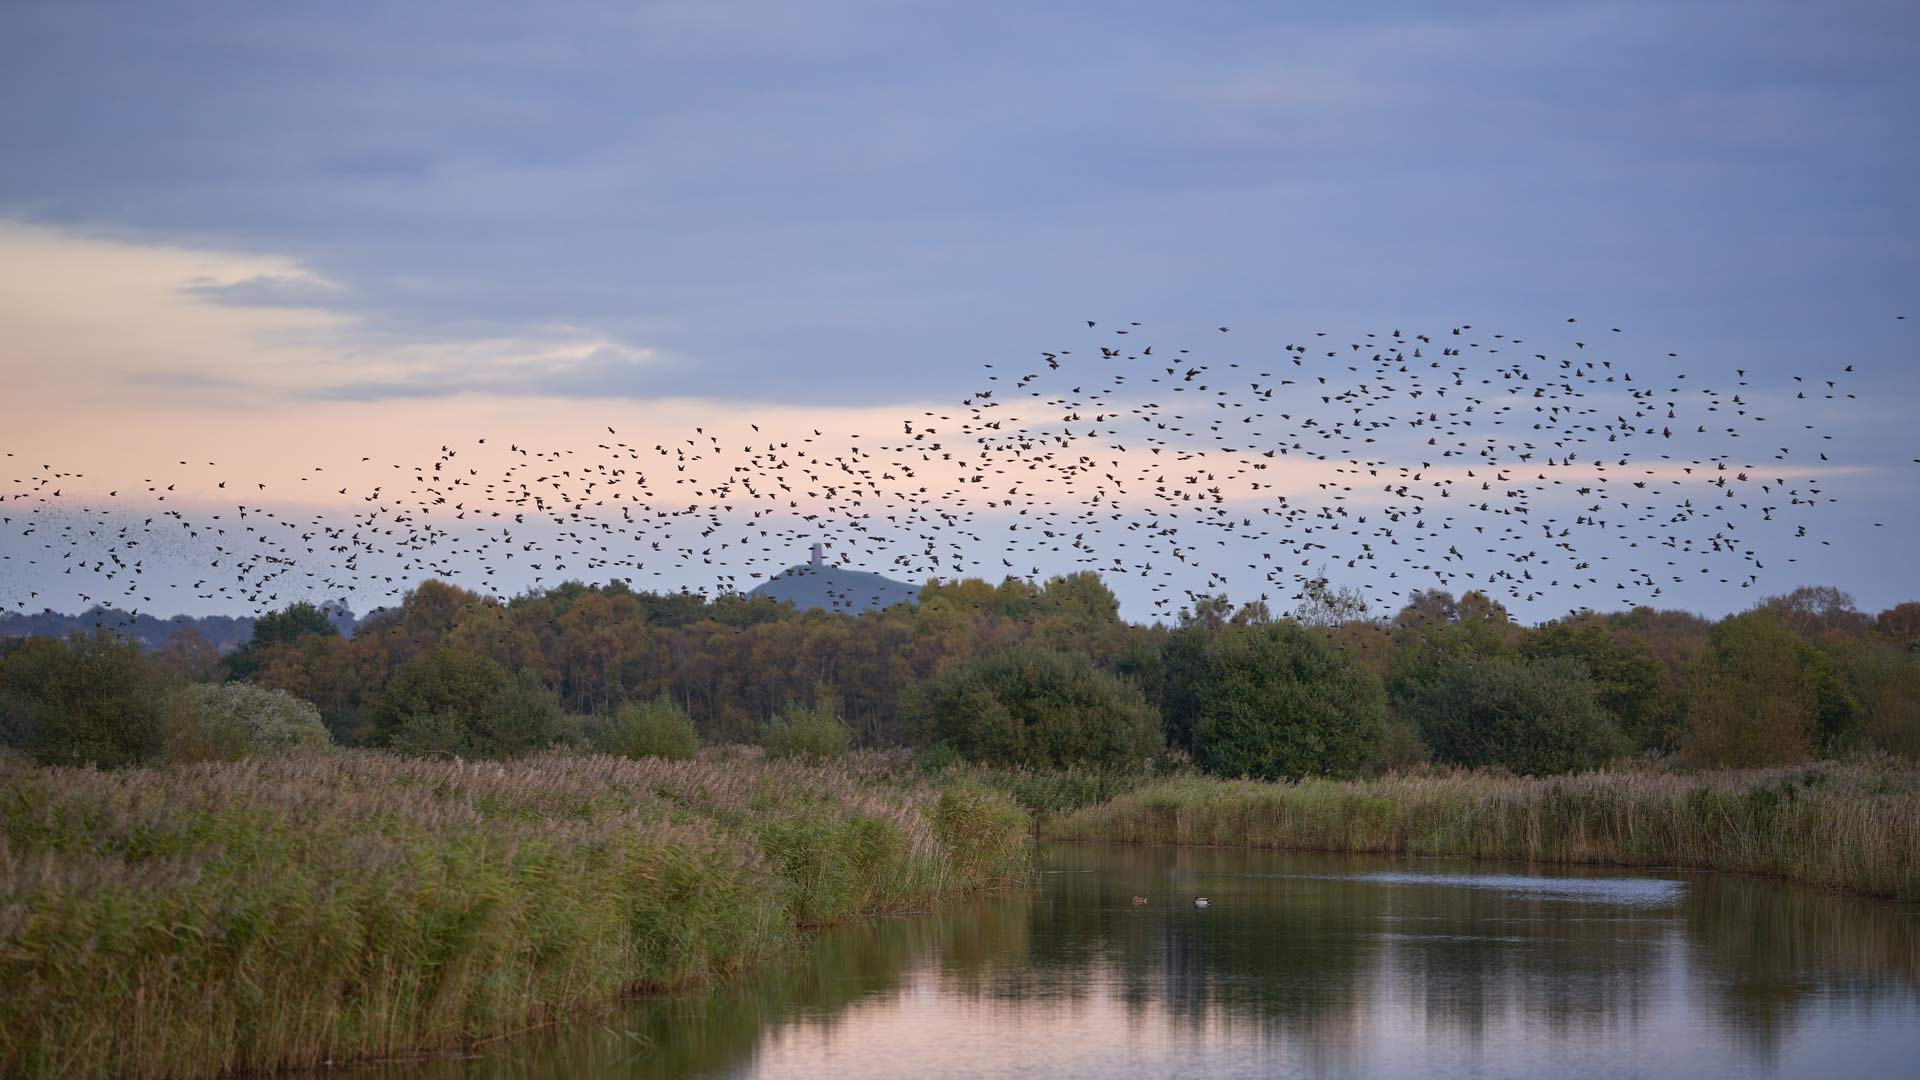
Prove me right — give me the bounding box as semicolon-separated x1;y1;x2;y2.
749;561;920;613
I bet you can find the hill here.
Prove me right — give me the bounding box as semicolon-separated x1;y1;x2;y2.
749;557;919;613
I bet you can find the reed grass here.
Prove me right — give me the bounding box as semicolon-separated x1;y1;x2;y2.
0;749;1031;1079
1048;759;1920;900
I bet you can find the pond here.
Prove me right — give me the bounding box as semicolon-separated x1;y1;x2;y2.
365;843;1920;1079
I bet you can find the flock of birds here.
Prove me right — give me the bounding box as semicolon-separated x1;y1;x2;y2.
1;316;1907;628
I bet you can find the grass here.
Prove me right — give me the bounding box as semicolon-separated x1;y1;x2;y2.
1048;758;1920;901
0;748;1031;1079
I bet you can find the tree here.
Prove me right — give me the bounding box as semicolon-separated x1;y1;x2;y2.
1761;586;1869;640
226;601;342;679
152;626;223;682
1293;569;1371;628
910;645;1161;770
0;631;176;767
1521;617;1672;752
1682;612;1859;766
1165;621;1384;780
1397;655;1623;775
1873;602;1920;647
371;648;561;759
1830;638;1920;758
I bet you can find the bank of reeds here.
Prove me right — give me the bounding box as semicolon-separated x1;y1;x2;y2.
0;749;1030;1079
1048;760;1920;900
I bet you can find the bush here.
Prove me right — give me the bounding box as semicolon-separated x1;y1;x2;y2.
1166;622;1384;780
761;700;854;762
372;649;561;759
1396;655;1624;775
601;693;700;760
164;683;332;762
0;631;176;768
909;645;1162;770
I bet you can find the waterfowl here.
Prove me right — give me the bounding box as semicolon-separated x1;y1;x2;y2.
1193;897;1211;908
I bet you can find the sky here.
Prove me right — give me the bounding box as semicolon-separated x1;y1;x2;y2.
1;1;1916;622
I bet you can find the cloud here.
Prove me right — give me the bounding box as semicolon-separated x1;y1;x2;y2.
0;220;663;406
301;341;662;401
180;272;346;308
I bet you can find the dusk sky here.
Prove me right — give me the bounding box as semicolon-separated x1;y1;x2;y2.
2;1;1915;621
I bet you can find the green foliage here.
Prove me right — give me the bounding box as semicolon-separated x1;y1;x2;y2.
247;601;341;647
373;648;561;759
1395;655;1623;775
1522;618;1674;752
909;645;1162;770
1835;640;1920;758
1682;612;1860;766
760;700;854;762
225;601;341;679
164;682;331;762
602;693;700;760
1166;621;1385;780
189;576;1910;775
0;631;176;768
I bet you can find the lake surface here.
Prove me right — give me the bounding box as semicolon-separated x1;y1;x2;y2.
370;843;1920;1079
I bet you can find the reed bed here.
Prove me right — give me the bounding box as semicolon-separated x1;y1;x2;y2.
1048;760;1920;900
0;749;1031;1079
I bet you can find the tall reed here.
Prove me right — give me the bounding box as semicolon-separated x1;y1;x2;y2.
1049;760;1920;900
0;749;1030;1079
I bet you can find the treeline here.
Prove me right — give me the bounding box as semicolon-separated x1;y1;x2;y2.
0;607;260;653
2;574;1916;775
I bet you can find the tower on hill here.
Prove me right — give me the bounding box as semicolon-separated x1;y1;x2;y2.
748;544;918;613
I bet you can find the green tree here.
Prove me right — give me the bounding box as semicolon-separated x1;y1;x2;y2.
372;648;561;759
1682;612;1859;766
1521;617;1672;752
226;601;342;679
910;645;1162;770
1397;655;1623;775
1165;621;1384;780
0;631;177;767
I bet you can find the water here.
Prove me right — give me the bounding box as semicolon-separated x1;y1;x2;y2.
368;843;1920;1079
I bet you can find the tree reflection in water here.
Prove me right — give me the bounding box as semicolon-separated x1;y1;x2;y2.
362;844;1919;1079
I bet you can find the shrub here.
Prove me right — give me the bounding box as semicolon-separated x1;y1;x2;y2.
909;645;1162;770
1396;655;1623;775
163;683;332;762
0;631;176;767
761;700;854;762
602;693;700;760
1166;621;1384;780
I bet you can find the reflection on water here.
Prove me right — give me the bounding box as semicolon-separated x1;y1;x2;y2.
367;844;1920;1079
1250;870;1688;906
